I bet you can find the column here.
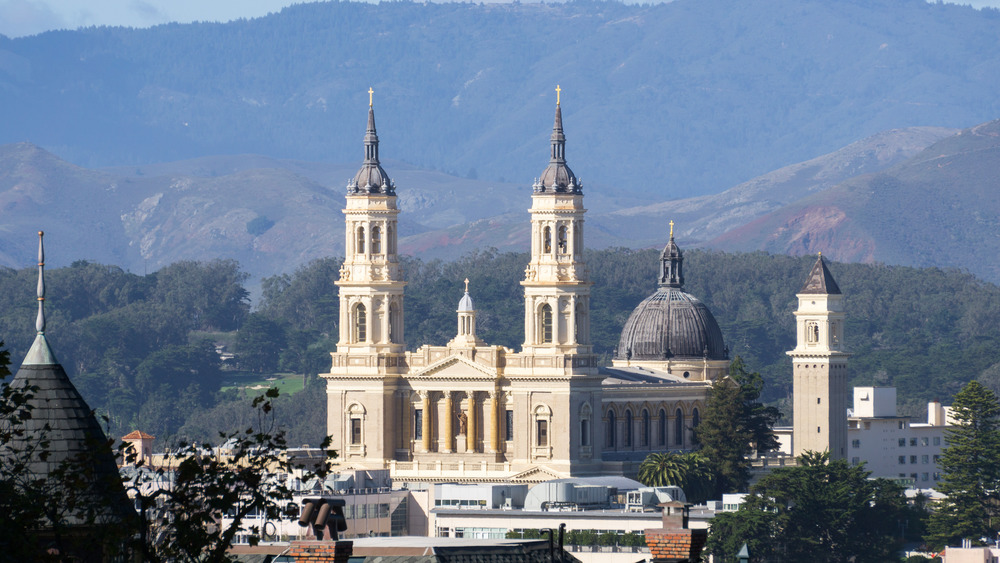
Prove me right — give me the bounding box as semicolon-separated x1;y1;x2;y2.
467;392;477;453
489;390;500;453
443;391;454;453
421;392;432;453
399;391;411;451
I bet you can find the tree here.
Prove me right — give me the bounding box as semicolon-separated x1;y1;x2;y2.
706;451;909;563
234;313;286;374
637;451;716;504
124;388;336;563
695;356;781;496
925;380;1000;548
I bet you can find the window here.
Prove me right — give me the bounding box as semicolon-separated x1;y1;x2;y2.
898;421;905;430
371;226;382;254
933;436;941;446
898;438;906;447
580;418;590;447
933;472;941;481
817;397;821;404
357;226;366;254
389;303;399;343
898;456;906;464
817;426;821;433
933;454;940;463
351;419;362;445
852;439;860;448
692;408;700;429
658;409;667;446
910;455;917;464
355;304;367;342
540;304;553;344
910;473;918;481
505;409;514;441
607;411;616;448
543;226;552;254
910;438;917;447
851;457;860;465
536;420;548;447
387;225;395;254
922;455;929;464
806;322;819;343
624;410;633;447
557;225;568;253
674;409;684;446
414;410;423;440
641;409;650;447
921;437;929;446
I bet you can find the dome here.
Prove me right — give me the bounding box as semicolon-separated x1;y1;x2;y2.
615;287;728;361
347;106;395;195
533;104;581;194
458;291;474;313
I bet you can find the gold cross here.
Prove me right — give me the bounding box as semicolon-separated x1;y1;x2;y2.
555;85;561;105
669;220;674;239
368;87;374;107
464;278;470;292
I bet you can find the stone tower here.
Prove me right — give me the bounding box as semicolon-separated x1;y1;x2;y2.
788;255;848;459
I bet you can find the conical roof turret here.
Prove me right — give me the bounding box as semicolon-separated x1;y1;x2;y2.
799;254;841;295
534;86;581;194
348;89;395;195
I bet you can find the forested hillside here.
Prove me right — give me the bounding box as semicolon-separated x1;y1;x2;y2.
2;250;997;446
2;0;1000;198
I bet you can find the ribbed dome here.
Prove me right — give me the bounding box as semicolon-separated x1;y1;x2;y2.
615;287;727;361
458;291;474;312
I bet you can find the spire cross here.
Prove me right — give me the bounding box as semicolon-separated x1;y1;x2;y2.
555;85;561;106
464;278;470;293
669;220;674;239
368;87;374;107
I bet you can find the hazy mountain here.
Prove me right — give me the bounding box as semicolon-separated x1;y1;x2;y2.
2;0;1000;200
708;119;1000;283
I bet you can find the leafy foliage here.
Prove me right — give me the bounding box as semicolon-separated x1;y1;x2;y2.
695;357;781;496
636;452;715;504
925;381;1000;549
706;452;911;563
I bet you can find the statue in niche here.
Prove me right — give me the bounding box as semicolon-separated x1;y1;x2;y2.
458;412;468;435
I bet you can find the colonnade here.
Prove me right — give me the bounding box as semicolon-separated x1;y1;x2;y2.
400;390;503;455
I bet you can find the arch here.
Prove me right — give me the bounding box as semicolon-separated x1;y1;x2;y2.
357;226;366;255
606;409;616;449
557;225;568;254
388;301;400;343
354;303;367;343
658;408;667;446
624;409;634;447
371;225;382;254
674;408;684;447
540;303;553;344
533;404;552;448
347;402;366;446
641;408;650;447
387;224;395;255
579;402;592;448
543;226;552;254
575;301;587;344
692;408;700;429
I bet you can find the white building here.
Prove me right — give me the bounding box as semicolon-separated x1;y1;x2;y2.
847;386;953;486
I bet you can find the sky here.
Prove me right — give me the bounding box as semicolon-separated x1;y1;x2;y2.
1;0;1000;38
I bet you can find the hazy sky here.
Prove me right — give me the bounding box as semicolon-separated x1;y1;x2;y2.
2;0;999;38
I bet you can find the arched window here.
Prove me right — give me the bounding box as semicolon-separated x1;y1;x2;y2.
543;226;552;254
355;303;367;343
606;411;616;448
387;225;395;255
658;408;667;446
371;226;382;254
624;410;633;447
557;225;568;254
575;301;587;344
357;226;366;255
675;408;684;447
692;408;700;429
388;302;399;343
642;409;650;447
540;303;553;344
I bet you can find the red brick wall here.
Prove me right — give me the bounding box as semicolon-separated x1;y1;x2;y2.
285;540;353;563
645;529;708;562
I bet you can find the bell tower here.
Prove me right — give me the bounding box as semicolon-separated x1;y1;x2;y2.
335;90;406;360
788;254;848;459
520;86;593;360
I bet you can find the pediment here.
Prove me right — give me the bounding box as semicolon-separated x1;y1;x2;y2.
509;465;566;482
410;354;499;380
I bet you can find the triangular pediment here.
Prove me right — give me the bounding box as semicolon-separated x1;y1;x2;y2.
509;465;567;482
410;354;499;380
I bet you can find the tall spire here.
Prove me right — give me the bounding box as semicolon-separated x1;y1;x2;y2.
24;231;57;366
534;85;580;194
658;220;684;288
36;230;45;334
348;87;394;195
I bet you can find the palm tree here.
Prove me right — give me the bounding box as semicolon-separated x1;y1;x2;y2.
637;452;716;504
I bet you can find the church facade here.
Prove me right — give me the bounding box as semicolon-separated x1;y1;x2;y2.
322;93;809;483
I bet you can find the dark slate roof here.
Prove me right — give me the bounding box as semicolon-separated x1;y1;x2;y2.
615;287;728;362
799;255;841;295
599;366;707;386
348;106;395;195
9;333;133;527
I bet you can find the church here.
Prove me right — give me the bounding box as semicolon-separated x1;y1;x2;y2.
321;90;845;483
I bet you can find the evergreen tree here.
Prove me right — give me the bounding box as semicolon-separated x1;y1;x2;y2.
636;451;715;503
695;357;781;496
926;380;1000;548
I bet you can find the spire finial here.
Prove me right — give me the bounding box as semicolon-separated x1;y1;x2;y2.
669;220;674;239
36;230;45;334
464;278;470;293
555;84;561;106
818;251;822;257
368;87;374;108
